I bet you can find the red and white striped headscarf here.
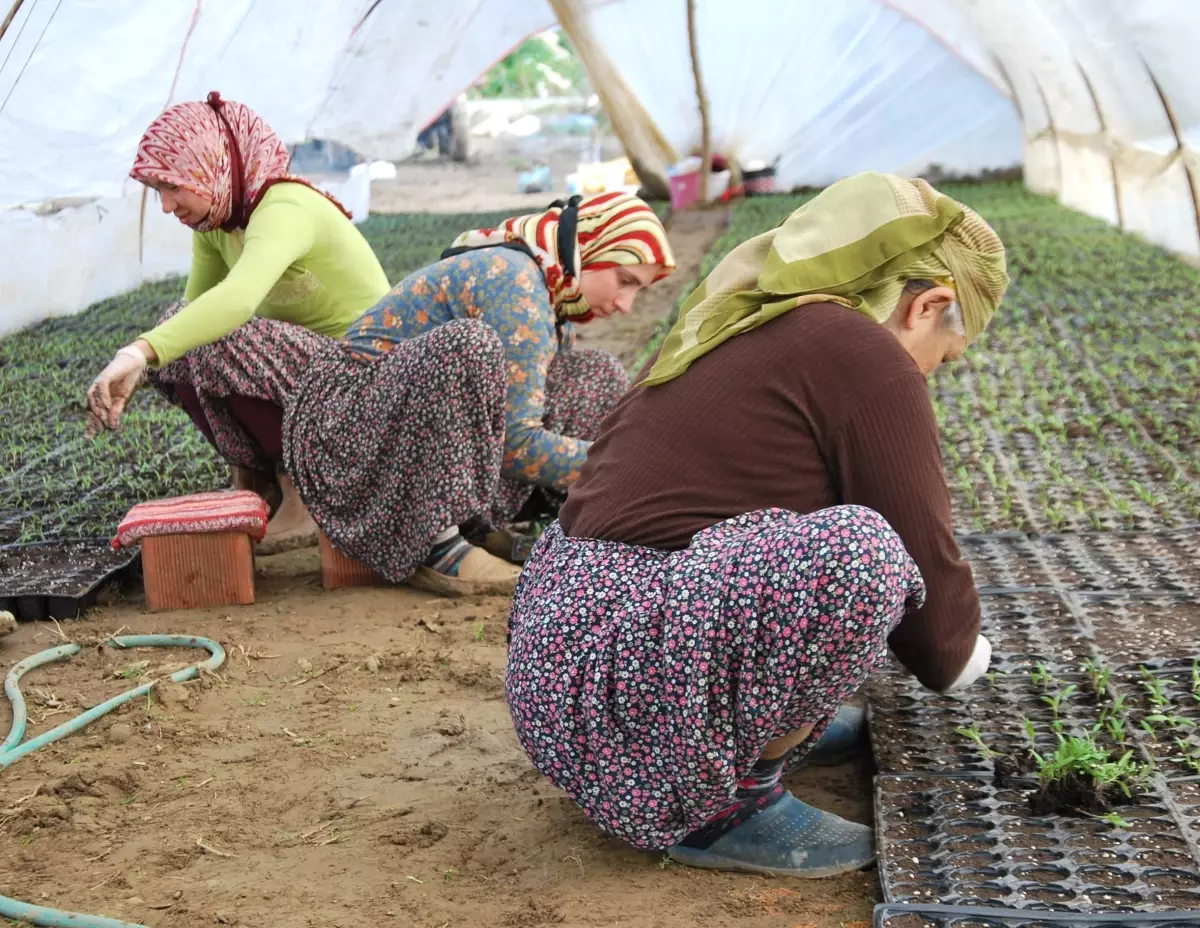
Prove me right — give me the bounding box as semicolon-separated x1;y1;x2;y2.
130;91;349;233
450;192;676;320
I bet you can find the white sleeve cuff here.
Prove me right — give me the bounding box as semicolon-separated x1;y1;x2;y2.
943;634;992;692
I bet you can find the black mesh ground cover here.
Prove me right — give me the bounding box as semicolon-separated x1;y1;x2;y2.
874;902;1200;928
875;775;1200;912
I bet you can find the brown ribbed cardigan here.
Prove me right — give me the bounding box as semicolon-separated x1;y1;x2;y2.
560;302;980;691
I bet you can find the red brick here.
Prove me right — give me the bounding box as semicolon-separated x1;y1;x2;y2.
318;532;385;591
141;532;255;611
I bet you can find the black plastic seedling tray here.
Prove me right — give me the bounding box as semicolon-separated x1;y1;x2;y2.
867;668;1112;778
873;902;1200;928
959;529;1200;596
974;590;1094;665
876;774;1200;912
0;538;139;620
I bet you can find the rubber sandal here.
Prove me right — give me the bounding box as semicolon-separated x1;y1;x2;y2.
667;792;875;878
408;546;521;598
798;705;866;767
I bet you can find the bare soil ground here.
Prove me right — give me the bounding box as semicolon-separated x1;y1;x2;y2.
1;161;877;928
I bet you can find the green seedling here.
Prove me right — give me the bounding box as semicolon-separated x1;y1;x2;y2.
1041;684;1077;719
1089;810;1133;830
1022;717;1038;749
1030;663;1053;692
1106;716;1127;745
1099;693;1131;725
955;723;1005;760
1141;674;1169;708
1080;659;1111;697
1144;713;1193;730
1034;734;1149;800
1192;659;1200;696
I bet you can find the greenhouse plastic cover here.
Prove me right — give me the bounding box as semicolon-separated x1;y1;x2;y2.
1;0;1198;335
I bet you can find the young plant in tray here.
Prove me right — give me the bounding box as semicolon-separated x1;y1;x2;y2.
954;722;1005;760
1026;733;1150;816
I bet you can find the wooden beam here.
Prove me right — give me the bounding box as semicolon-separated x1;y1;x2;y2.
0;0;26;46
686;0;712;206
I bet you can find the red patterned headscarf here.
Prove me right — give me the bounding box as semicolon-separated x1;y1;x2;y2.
130;91;350;233
450;192;676;320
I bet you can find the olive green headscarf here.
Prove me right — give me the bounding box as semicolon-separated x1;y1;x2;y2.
641;171;1010;386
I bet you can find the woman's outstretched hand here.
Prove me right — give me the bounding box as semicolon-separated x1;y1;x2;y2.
86;343;150;435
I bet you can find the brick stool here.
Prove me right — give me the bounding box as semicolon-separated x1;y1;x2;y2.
318;531;385;591
113;491;269;611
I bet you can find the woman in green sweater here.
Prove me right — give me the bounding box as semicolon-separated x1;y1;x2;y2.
86;93;391;553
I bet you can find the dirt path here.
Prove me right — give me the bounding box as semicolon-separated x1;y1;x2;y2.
0;208;878;928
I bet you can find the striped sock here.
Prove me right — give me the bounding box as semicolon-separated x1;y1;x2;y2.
423;531;473;576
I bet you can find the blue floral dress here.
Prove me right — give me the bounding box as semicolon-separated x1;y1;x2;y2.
343;248;621;494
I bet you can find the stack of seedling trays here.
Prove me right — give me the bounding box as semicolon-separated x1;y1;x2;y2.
868;527;1200;926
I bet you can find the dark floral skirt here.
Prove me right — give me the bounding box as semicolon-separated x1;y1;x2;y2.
283;319;508;582
506;506;926;850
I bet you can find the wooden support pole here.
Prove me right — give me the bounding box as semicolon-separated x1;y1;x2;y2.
687;0;712;206
0;0;26;45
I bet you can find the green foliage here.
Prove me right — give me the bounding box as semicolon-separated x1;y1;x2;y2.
1032;733;1149;799
470;30;588;99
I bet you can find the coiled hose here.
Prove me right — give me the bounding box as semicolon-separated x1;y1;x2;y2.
2;634;226;928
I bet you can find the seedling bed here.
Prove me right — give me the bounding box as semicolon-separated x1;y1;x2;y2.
974;590;1093;664
959;530;1200;594
873;902;1200;928
868;669;1119;778
876;775;1200;912
871;655;1200;779
0;538;139;619
1080;596;1200;666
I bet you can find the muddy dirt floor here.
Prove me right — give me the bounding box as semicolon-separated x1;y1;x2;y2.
1;158;876;928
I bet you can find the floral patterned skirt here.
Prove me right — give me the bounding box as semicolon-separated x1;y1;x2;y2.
505;506;926;851
283;319;509;583
147;304;336;472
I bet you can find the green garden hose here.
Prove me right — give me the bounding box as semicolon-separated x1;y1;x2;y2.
2;633;227;928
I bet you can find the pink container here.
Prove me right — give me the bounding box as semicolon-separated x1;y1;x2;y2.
668;170;700;210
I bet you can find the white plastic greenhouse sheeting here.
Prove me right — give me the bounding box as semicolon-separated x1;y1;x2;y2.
586;0;1022;188
0;168;370;338
1;0;1198;336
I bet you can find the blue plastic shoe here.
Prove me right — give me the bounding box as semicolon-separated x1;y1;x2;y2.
667;793;875;878
798;705;866;767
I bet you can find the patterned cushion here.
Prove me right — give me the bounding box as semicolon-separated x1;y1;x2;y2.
113;491;269;549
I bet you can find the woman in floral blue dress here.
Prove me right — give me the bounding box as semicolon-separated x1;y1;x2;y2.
284;192;675;596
